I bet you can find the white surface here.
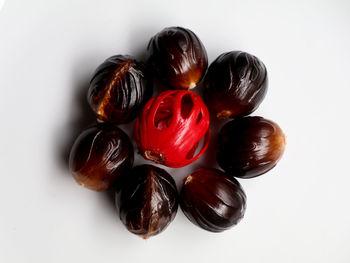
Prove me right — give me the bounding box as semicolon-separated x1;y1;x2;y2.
1;0;350;262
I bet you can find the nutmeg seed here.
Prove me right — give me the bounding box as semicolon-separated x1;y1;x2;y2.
147;27;208;90
69;123;134;191
87;55;152;124
134;90;210;168
180;168;246;232
217;116;286;178
116;165;178;239
204;51;268;119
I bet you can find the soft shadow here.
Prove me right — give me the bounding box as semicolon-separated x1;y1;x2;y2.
56;67;97;173
126;25;157;63
103;187;119;215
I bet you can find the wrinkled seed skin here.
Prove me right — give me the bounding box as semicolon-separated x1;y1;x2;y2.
88;55;152;124
116;165;178;239
69;123;134;191
147;27;208;90
180;169;246;232
204;51;268;119
217;116;286;178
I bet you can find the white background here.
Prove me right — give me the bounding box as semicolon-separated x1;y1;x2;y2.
1;0;349;262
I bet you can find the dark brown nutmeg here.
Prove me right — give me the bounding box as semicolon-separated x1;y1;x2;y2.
116;165;178;239
204;51;268;119
68;123;134;191
87;55;152;124
147;26;208;90
217;116;286;178
180;168;246;232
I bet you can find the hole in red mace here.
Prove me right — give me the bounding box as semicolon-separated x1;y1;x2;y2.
186;136;206;160
154;94;175;130
196;112;202;123
186;142;199;160
181;94;193;119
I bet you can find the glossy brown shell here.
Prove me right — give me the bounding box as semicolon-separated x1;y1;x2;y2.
217;116;285;178
204;51;268;119
147;27;208;90
116;165;178;239
180;168;246;232
87;55;152;123
68;123;134;191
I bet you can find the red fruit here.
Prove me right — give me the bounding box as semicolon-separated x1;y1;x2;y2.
135;90;210;168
